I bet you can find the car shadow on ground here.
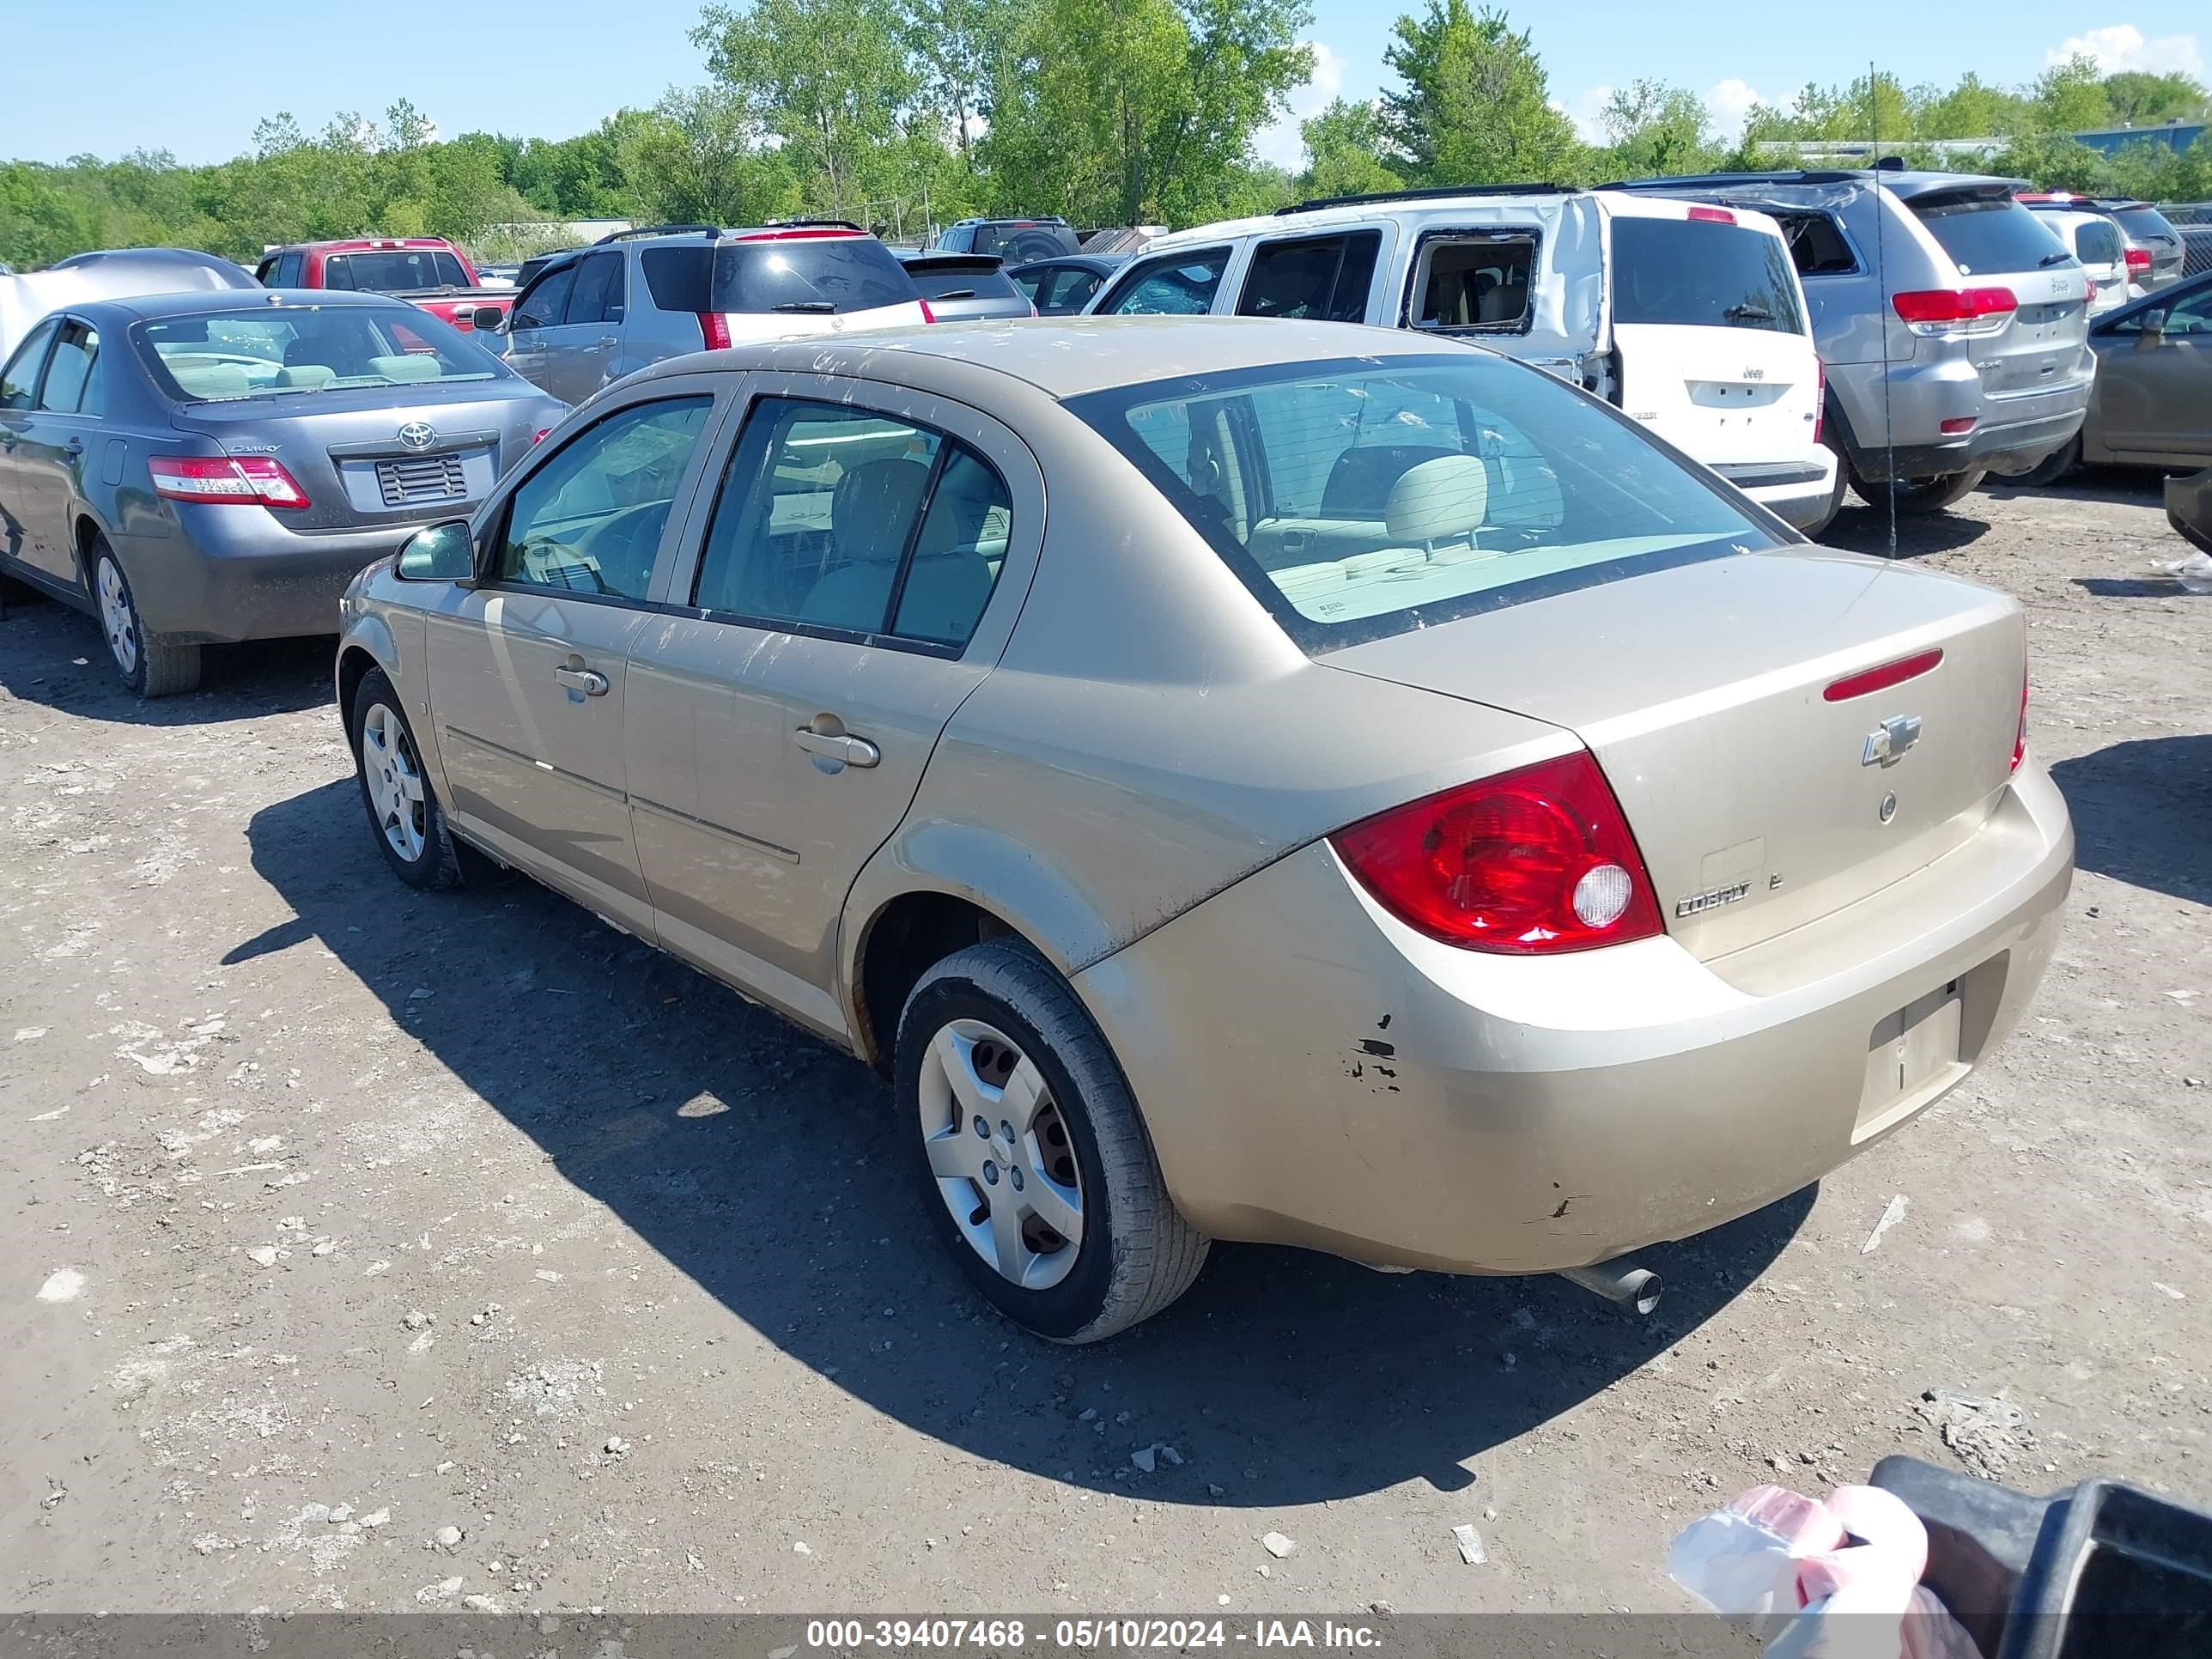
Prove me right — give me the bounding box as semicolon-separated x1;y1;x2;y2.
1982;466;2167;508
2050;734;2212;908
1819;501;1990;560
0;591;334;723
239;776;1808;1508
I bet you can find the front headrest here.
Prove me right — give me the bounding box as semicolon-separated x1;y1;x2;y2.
1384;453;1489;545
832;458;931;563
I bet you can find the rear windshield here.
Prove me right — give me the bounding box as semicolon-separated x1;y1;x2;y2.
1069;354;1779;652
905;264;1024;304
2112;206;2178;243
972;223;1079;261
1610;217;1806;333
641;238;917;315
324;250;470;293
1911;195;2071;277
132;306;503;402
2075;221;2123;266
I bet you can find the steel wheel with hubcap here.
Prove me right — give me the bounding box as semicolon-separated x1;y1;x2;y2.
349;666;469;890
898;939;1208;1342
89;538;200;696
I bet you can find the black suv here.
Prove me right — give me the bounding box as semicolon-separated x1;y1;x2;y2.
930;218;1081;262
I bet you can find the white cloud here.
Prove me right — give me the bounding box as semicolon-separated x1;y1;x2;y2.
1704;78;1765;143
1255;40;1347;171
2047;23;2204;76
1555;86;1614;145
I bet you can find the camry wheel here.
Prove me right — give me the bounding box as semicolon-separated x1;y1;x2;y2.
898;939;1207;1342
91;539;199;697
349;667;465;890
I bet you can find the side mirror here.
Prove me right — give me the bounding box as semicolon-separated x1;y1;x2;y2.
470;306;508;332
2140;308;2169;343
395;520;477;583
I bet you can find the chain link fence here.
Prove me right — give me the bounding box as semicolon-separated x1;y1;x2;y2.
2158;203;2212;275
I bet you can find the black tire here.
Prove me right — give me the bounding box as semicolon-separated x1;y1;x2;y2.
349;667;466;890
2010;437;2081;489
88;537;200;696
1881;469;1988;515
896;939;1208;1343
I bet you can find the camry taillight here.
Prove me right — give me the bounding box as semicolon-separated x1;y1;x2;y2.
149;455;310;509
2012;661;2030;773
1331;751;1663;954
1892;286;2017;336
696;312;732;350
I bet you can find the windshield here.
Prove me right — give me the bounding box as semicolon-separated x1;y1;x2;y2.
1610;217;1806;333
324;250;470;292
1911;195;2071;276
133;306;504;402
1069;354;1781;651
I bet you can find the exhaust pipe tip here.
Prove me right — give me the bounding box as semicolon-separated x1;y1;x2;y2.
1558;1260;1662;1316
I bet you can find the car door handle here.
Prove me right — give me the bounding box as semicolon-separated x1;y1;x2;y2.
64;436;84;455
792;728;879;768
596;337;617;349
553;666;610;696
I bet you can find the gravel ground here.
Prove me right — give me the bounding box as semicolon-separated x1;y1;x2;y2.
2;475;2207;1618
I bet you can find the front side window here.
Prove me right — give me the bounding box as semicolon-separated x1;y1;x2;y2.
691;398;1009;649
1;319;58;410
1408;234;1534;331
1097;248;1231;315
133;306;503;401
494;397;714;599
512;265;575;331
39;321;100;414
1047;267;1104;312
1071;354;1778;651
1237;231;1381;323
1610;217;1807;334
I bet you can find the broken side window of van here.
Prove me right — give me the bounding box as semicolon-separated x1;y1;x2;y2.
1406;232;1537;333
1776;211;1857;276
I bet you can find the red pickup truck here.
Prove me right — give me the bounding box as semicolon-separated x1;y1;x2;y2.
252;238;514;333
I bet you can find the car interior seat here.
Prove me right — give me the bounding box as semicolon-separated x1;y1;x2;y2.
797;457;934;631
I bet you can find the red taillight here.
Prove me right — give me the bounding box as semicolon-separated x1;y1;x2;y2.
1814;358;1825;446
1823;647;1943;702
1330;751;1663;955
2124;246;2152;273
1939;416;1978;434
532;428;554;446
696;312;732;350
1686;204;1736;225
1891;287;2017;333
149;455;310;510
2012;661;2030;773
918;298;937;324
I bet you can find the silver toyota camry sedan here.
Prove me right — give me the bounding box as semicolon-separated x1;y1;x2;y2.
335;318;2072;1342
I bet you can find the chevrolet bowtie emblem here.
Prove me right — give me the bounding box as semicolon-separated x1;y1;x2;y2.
1862;714;1923;767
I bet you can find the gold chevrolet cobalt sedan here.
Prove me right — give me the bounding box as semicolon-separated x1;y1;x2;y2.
337;317;2072;1341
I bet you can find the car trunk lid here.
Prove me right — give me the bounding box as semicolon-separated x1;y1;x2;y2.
1317;548;2027;960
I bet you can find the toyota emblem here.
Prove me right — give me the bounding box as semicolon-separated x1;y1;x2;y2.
398;422;437;451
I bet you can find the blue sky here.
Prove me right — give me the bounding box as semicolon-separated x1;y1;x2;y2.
6;0;2204;168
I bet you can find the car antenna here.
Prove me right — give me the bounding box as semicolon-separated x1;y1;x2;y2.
1871;58;1899;562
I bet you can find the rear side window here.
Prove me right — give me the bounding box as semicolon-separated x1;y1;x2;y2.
1611;218;1806;334
708;238;915;315
1237;231;1381;323
1098;248;1231;315
1773;211;1857;276
906;264;1024;304
2075;222;2122;266
1911;195;2069;276
39;321;100;414
1408;234;1534;331
565;252;626;325
513;265;575;330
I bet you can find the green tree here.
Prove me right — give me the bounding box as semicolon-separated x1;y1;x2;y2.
2032;55;2112;135
618;84;798;227
980;0;1312;225
1297;98;1404;199
2100;70;2209;127
902;0;1025;164
1919;73;2028;139
1380;0;1584;186
1595;80;1718;178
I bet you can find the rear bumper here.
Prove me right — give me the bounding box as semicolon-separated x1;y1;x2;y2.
1727;450;1838;530
1840;355;2094;483
1075;758;2072;1274
118;511;422;642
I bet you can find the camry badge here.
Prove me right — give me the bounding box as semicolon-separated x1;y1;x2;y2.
1862;714;1923;768
398;422;437;451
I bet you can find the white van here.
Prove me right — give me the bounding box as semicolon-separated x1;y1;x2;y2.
1086;187;1841;534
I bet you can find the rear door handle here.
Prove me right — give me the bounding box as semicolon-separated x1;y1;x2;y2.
596;337;617;349
553;665;610;696
64;436;84;455
792;728;879;769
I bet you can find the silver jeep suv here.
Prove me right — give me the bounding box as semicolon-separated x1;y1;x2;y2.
1609;170;2094;514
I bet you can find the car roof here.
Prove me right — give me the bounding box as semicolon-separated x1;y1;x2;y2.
1609;168;2028;199
1005;253;1128;274
87;288;426;323
634;315;1477;402
274;237;458;253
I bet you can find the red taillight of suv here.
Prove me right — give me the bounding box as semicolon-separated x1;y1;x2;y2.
1330;751;1664;954
149;455;310;510
1892;287;2017;335
2124;246;2152;275
696;311;733;350
2012;661;2030;773
918;298;938;323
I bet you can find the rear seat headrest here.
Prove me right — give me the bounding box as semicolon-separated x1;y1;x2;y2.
1384;453;1489;545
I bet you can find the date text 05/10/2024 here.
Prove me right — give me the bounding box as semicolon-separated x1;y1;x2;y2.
803;1620;1385;1650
